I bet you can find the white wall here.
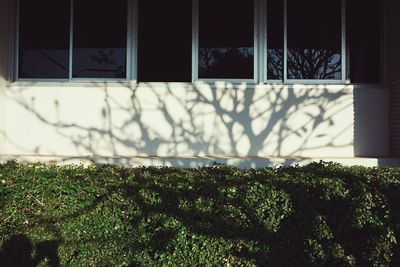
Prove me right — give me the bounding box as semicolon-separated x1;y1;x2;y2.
5;82;358;160
354;86;389;157
0;0;389;163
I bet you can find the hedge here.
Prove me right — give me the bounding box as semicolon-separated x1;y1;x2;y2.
1;161;400;266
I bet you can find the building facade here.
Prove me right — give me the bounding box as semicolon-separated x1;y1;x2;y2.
0;0;398;167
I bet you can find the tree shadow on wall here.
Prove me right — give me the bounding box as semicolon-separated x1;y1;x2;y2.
7;80;354;167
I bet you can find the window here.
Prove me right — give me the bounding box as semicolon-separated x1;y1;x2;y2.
17;0;133;80
18;0;70;78
347;0;381;83
194;0;256;81
286;0;343;80
72;0;128;78
264;0;345;83
193;0;349;83
138;0;192;82
17;0;381;84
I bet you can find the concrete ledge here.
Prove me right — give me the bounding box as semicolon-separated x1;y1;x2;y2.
0;154;399;168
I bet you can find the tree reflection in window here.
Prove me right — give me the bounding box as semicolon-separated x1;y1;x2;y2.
267;0;283;80
267;49;283;80
287;49;341;79
287;0;342;80
73;49;126;78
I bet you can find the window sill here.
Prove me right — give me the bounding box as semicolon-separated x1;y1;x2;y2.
8;80;386;90
10;80;138;88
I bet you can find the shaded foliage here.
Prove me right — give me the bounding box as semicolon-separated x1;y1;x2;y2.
1;161;400;266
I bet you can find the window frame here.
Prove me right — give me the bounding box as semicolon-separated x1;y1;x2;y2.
260;0;282;83
261;0;347;84
191;0;260;84
15;0;138;82
12;0;372;85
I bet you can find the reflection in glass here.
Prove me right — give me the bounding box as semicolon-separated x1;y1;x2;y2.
199;0;254;79
287;0;342;80
267;0;283;80
73;0;127;78
199;47;254;79
18;0;70;79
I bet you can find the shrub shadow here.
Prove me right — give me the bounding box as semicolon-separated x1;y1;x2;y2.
119;165;398;266
0;234;61;267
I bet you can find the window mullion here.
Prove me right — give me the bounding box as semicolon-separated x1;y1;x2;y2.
341;0;347;83
126;0;132;81
192;0;199;83
258;0;266;84
129;0;139;82
254;0;259;83
68;0;74;80
15;0;20;80
132;0;138;82
283;0;287;83
261;0;266;83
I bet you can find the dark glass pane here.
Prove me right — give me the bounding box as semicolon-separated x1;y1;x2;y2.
267;0;283;80
138;0;192;82
73;0;127;78
18;0;70;79
287;0;342;80
347;0;380;83
199;0;254;79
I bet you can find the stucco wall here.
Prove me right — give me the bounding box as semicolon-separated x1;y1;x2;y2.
5;82;391;161
5;83;357;159
354;86;389;157
386;0;400;157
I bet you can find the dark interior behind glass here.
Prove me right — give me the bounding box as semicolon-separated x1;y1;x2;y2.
347;0;381;83
138;0;192;82
19;0;70;79
287;0;342;80
73;0;127;78
199;0;254;79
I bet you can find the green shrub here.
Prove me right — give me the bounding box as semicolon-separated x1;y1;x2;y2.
0;161;399;266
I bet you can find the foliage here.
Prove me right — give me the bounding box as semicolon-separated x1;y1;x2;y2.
0;161;400;266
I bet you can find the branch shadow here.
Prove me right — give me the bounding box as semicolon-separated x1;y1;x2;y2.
116;165;388;266
6;81;354;167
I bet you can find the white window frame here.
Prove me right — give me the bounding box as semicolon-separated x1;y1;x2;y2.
14;0;349;84
259;0;282;84
15;0;138;82
192;0;260;84
261;0;347;84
